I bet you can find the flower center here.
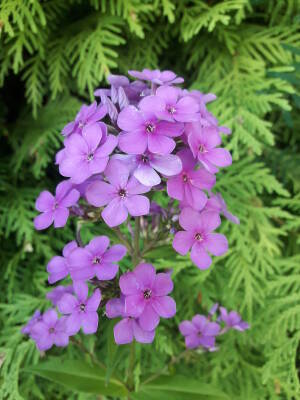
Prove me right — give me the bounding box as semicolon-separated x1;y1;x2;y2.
167;105;176;115
79;303;86;312
182;173;189;183
93;256;102;264
119;189;127;198
52;202;58;210
87;153;94;161
49;327;55;334
145;123;155;133
198;144;206;153
78;121;84;129
141;155;149;163
194;233;203;241
143;289;152;299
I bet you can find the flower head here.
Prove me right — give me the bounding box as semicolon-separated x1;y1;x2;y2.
187;124;232;173
34;181;80;230
47;240;78;284
119;263;176;331
68;235;126;281
219;307;249;331
179;315;220;350
31;309;69;351
58;282;101;335
59;122;117;184
128;69;184;85
173;207;228;269
86;159;151;227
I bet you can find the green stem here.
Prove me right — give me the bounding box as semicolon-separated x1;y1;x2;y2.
132;217;140;266
113;227;133;252
126;341;136;391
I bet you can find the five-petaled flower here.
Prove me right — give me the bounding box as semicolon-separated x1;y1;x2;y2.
179;315;220;350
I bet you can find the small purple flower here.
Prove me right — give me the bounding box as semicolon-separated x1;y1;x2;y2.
117;101;183;155
106;297;155;345
59;123;117;184
119;263;176;331
152;86;200;123
113;152;182;186
58;282;101;335
128;69;184;85
47;241;78;284
173;207;228;269
187;124;232;174
167;149;215;211
62;101;107;137
219;307;249;332
46;285;74;306
68;235;126;281
31;309;69;351
86;159;151;227
206;193;240;224
21;310;42;336
179;315;220;350
34;181;80;230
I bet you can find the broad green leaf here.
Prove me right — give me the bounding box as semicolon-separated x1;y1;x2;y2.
131;375;230;400
144;245;176;260
24;357;128;397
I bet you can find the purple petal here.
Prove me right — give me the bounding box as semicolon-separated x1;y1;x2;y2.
126;176;151;194
173;231;194;255
53;332;69;347
43;309;58;327
114;318;134;344
94;134;117;158
139;95;165;114
134;164;161;186
55;180;73;201
82;312;98;334
117;105;144;131
124;195;150;217
59;189;80;208
155;121;183;137
205;233;228;256
202;322;220;336
203;128;221;149
138;304;160;331
120;272;139;295
198;211;221;233
179;207;200;231
34;212;54;230
190;242;212;269
192;315;207;331
68;248;91;270
106;298;125;318
148;134;175;155
185;333;200;349
36;191;55;212
184;184;207;211
58;294;77;314
156;85;179;104
86;236;110;256
179;321;197;336
167;176;184;201
86;181;115;207
190;169;216;190
105;159;130;188
152;273;173;296
86;289;101;312
134;263;156;289
65;313;81;335
152;296;176;318
132;320;155;343
125;294;145;317
53;208;69;228
103;244;127;262
205;148;232;167
82;123;102;151
47;256;68;284
118;130;148;154
95;263;118;280
73;281;89;302
177;148;196;171
102;198;128;227
150;154;182;176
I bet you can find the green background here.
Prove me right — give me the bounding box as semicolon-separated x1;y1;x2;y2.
0;1;299;399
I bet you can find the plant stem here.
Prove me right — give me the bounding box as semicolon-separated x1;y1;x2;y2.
132;216;140;266
113;227;133;252
70;337;106;369
126;341;136;391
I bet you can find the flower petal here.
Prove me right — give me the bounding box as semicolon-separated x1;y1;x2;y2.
86;236;110;256
119;130;147;154
103;244;127;262
95;263;119;280
125;294;145;317
102;198;128;227
134;263;156;289
58;294;77;314
124;195;150;217
34;212;54;230
86;289;101;312
132;320;155;343
82;312;98;334
179;321;197;336
152;296;176;318
119;272;139;295
53;208;69;228
36;191;55;212
179;207;200;231
138;304;160;331
173;231;194;255
114;318;134;344
86;181;115;207
190;242;212;269
152;273;173;296
117;106;144;131
205;233;228;256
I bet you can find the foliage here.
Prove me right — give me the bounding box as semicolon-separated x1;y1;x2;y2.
0;0;299;399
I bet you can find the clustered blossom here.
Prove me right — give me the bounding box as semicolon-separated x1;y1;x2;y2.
23;68;245;353
179;304;249;351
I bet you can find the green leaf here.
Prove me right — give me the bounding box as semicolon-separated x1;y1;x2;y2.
24;357;128;397
144;245;176;260
131;375;230;400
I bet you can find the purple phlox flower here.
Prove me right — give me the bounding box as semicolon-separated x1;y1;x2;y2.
117;100;184;155
59;122;117;184
21;310;42;336
219;307;249;332
151;85;200;123
31;309;69;351
206;193;240;224
187;124;232;173
167;149;216;211
119;263;176;331
62;101;107;137
173;207;228;270
106;296;155;345
86;159;151;227
34;180;80;230
46;285;74;306
58;282;101;335
47;240;78;284
68;235;126;281
128;69;184;85
179;314;220;350
112;151;182;186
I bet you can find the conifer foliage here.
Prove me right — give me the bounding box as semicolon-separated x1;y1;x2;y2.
0;1;299;399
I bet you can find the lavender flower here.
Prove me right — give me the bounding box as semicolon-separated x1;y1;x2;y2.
219;307;249;331
179;315;220;350
119;263;176;331
58;282;101;335
68;235;126;281
47;241;78;284
34;181;80;230
173;207;228;269
86;159;151;227
128;69;184;85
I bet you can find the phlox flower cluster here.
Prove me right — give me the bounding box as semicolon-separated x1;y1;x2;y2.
23;68;246;352
179;304;249;351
